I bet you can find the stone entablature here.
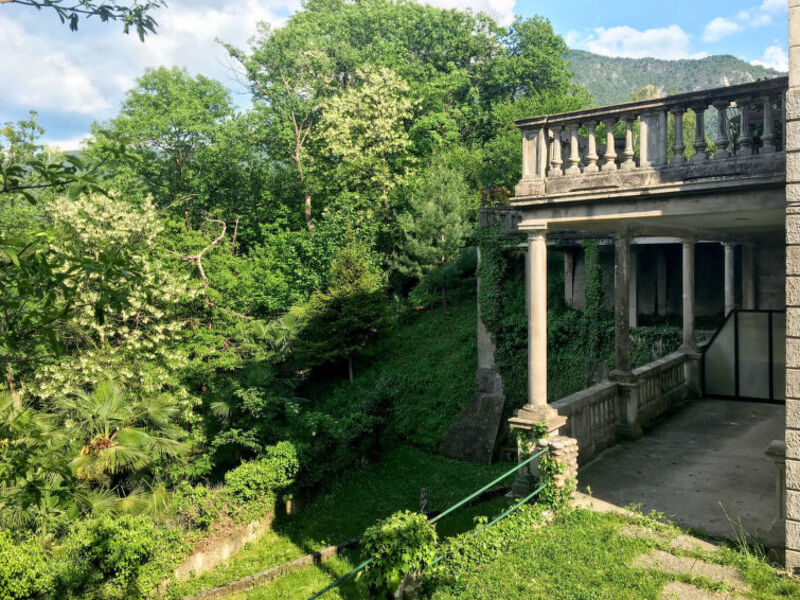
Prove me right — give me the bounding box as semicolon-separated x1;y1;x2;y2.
514;77;788;202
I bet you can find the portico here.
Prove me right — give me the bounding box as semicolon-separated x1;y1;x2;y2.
479;75;790;551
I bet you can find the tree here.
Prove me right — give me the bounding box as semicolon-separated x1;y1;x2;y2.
0;0;165;40
227;22;335;232
90;67;238;226
318;67;417;210
57;380;185;486
397;160;475;312
295;240;390;382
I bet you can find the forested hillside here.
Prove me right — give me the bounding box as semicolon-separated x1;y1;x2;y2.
569;49;783;106
0;2;595;597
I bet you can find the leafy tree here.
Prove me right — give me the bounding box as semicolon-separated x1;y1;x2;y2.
226;22;335;232
1;0;165;40
318;67;417;209
397;160;475;312
296;240;390;382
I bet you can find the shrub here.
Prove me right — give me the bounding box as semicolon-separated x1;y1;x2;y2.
0;530;53;600
170;481;219;530
360;511;438;598
224;441;299;503
54;514;185;600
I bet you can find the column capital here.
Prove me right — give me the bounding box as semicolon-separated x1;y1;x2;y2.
518;220;548;236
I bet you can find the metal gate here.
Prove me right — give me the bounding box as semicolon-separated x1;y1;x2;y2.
702;309;785;403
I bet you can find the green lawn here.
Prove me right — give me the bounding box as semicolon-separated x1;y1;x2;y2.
167;446;513;599
432;508;800;600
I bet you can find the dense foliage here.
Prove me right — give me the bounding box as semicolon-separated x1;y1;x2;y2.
0;0;594;595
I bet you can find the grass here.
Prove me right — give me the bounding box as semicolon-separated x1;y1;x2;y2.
168;446;513;599
304;283;479;451
432;508;800;600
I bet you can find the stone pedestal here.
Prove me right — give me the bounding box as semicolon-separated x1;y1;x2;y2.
766;440;786;554
546;435;579;490
508;403;568;499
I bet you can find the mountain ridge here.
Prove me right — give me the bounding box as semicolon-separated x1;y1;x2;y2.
568;49;784;106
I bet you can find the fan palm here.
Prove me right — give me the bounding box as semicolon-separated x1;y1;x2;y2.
57;380;186;484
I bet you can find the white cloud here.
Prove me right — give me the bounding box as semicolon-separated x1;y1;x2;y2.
751;44;788;71
45;136;91;153
702;17;743;42
572;25;698;60
423;0;515;26
760;0;787;13
0;15;109;115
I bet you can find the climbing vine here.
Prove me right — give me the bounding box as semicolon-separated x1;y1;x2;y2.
581;238;608;385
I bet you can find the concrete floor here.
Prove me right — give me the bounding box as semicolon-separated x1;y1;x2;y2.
579;399;784;544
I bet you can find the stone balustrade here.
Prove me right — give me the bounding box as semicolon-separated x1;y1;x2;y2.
514;77;788;199
552;351;691;464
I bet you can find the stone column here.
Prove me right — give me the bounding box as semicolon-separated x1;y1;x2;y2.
509;225;565;427
629;245;638;328
509;224;567;498
476;247;502;395
681;239;702;397
785;0;800;570
656;249;668;316
612;233;632;376
742;244;756;310
724;242;736;316
524;244;530;317
681;239;697;352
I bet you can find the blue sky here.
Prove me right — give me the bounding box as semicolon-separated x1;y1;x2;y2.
0;0;788;149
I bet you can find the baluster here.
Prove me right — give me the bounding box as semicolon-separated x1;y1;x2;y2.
712;100;731;159
620;117;635;170
691;103;708;162
565;123;581;176
737;99;753;156
549;125;563;176
584;121;599;174
670;107;686;165
762;95;776;153
601;119;618;171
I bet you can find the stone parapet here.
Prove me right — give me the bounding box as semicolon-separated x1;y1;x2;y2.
511;76;788;205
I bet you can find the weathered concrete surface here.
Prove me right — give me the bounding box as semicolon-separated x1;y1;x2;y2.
439;393;504;464
578;399;783;543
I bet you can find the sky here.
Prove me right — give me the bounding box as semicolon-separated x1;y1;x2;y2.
0;0;789;150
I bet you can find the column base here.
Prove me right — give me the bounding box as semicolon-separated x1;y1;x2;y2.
508;404;567;433
609;369;636;384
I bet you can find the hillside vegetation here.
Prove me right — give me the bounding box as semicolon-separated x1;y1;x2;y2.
569;50;783;106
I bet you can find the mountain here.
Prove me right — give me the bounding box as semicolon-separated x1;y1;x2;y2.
568;50;784;107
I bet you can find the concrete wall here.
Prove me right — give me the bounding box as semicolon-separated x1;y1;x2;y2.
785;0;800;571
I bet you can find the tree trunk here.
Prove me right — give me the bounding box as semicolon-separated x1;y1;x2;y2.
348;355;354;384
5;362;20;408
305;193;314;232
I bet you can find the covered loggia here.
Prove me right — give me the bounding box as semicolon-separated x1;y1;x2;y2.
474;75;789;547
